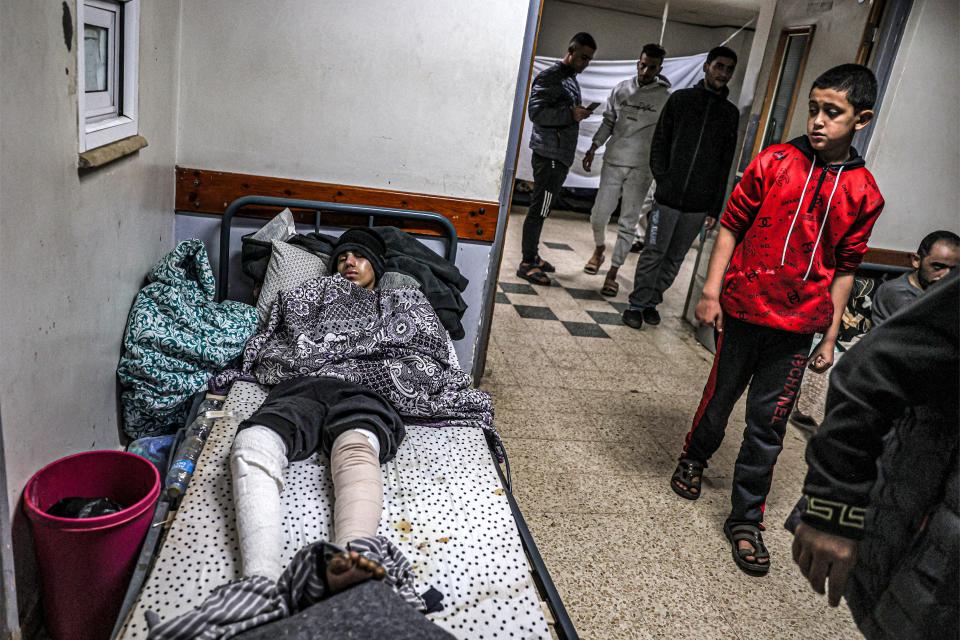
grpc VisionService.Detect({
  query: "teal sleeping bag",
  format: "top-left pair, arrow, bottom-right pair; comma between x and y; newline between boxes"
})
118,239 -> 258,439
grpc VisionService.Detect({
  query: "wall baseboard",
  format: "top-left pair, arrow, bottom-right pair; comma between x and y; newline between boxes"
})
863,247 -> 912,268
175,167 -> 499,242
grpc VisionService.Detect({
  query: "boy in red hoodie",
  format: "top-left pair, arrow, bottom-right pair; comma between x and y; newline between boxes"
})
670,64 -> 884,575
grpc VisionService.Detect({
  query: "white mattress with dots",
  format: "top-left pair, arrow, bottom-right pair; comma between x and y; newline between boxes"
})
118,381 -> 551,640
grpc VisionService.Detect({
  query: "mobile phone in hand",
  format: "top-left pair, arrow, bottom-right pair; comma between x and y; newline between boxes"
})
586,101 -> 601,111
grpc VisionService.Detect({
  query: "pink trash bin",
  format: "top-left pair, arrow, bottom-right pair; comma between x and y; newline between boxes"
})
24,450 -> 160,640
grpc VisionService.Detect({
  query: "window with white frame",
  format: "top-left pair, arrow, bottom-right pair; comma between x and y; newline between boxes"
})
77,0 -> 140,152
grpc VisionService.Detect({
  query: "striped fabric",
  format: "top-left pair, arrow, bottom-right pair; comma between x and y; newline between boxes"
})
348,536 -> 426,611
540,191 -> 553,218
146,537 -> 427,639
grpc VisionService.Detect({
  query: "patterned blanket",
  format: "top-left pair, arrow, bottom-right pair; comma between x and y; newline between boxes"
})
213,275 -> 499,455
119,240 -> 259,438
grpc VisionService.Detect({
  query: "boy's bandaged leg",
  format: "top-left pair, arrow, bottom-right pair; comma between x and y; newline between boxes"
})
330,428 -> 383,547
230,425 -> 289,581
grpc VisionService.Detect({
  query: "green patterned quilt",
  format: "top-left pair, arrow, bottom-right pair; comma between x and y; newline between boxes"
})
118,239 -> 258,438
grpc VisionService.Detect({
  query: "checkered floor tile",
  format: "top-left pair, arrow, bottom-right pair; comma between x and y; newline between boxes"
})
544,241 -> 575,251
562,321 -> 609,338
565,287 -> 607,302
514,305 -> 559,321
586,310 -> 624,326
495,276 -> 631,338
499,282 -> 538,295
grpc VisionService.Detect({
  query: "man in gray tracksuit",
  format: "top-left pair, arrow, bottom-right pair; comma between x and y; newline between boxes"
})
582,44 -> 669,297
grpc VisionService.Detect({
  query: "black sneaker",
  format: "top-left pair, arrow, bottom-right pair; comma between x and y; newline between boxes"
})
642,308 -> 661,325
622,308 -> 644,329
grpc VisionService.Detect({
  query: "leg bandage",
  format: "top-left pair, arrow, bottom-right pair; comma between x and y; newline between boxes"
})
330,429 -> 383,547
231,425 -> 289,581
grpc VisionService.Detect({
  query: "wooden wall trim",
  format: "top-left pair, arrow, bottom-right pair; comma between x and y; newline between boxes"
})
863,247 -> 913,268
176,167 -> 499,242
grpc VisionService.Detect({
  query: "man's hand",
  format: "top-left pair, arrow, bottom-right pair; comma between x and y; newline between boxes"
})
704,216 -> 717,230
695,293 -> 724,332
792,523 -> 858,607
582,149 -> 596,172
572,106 -> 592,122
808,338 -> 836,373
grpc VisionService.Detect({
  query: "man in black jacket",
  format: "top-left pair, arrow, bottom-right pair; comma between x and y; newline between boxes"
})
792,271 -> 958,639
518,32 -> 597,286
623,46 -> 739,328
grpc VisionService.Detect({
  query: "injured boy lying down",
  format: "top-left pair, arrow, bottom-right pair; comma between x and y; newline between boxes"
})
148,228 -> 496,639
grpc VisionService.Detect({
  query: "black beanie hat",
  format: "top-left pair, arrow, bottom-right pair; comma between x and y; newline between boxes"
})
329,227 -> 387,280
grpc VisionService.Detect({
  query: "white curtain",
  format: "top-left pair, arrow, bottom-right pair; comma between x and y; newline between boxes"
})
516,52 -> 708,188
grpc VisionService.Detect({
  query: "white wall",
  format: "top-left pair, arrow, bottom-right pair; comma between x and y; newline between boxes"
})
865,0 -> 959,250
0,0 -> 181,628
747,0 -> 872,145
176,0 -> 530,204
537,0 -> 755,102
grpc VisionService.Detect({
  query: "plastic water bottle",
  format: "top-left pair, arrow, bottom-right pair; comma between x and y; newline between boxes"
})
164,397 -> 230,500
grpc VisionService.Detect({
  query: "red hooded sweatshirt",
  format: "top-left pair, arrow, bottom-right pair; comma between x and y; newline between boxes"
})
719,136 -> 884,334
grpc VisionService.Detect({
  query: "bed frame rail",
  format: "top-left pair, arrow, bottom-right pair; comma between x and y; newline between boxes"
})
217,196 -> 459,302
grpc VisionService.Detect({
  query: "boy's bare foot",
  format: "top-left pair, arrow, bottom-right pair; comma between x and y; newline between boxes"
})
326,550 -> 386,595
738,539 -> 770,564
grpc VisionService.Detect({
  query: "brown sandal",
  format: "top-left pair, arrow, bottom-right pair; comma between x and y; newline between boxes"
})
516,263 -> 551,286
601,276 -> 619,297
584,252 -> 605,275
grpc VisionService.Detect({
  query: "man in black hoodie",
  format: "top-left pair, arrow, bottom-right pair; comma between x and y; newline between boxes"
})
623,46 -> 740,328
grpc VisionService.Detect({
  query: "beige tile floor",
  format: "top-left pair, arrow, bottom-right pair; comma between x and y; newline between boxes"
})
481,207 -> 862,639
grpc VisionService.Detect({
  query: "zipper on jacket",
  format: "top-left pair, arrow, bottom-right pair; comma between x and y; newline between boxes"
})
806,166 -> 830,213
681,97 -> 712,199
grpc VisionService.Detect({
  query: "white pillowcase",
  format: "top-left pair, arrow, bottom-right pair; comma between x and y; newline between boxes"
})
256,240 -> 328,324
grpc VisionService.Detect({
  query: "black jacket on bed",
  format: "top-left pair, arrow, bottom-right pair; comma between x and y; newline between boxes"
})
373,226 -> 469,340
241,232 -> 337,285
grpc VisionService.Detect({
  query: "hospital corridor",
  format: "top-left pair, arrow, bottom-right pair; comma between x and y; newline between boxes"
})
1,0 -> 957,639
483,209 -> 862,638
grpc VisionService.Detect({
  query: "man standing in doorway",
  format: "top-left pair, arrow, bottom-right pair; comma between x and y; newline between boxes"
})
623,46 -> 740,328
582,43 -> 670,298
517,32 -> 597,286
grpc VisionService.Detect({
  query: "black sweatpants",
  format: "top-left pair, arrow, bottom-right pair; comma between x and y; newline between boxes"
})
521,152 -> 569,264
682,317 -> 814,524
239,377 -> 405,464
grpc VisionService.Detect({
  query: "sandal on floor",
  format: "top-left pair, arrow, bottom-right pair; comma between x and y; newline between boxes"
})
601,277 -> 619,297
724,521 -> 771,576
533,256 -> 556,273
516,263 -> 551,286
670,458 -> 703,500
583,253 -> 605,275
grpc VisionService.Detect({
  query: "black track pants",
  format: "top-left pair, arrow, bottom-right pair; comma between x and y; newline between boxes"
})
521,152 -> 569,264
682,317 -> 814,524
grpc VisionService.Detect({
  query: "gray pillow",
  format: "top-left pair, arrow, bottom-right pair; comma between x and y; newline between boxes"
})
256,240 -> 328,324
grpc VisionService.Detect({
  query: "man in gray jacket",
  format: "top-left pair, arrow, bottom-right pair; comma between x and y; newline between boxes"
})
518,32 -> 597,286
582,43 -> 670,297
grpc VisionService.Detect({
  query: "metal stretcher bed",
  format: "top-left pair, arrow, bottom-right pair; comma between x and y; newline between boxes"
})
115,197 -> 576,640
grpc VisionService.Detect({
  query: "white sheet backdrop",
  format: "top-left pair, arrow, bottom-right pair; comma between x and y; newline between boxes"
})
516,52 -> 708,188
